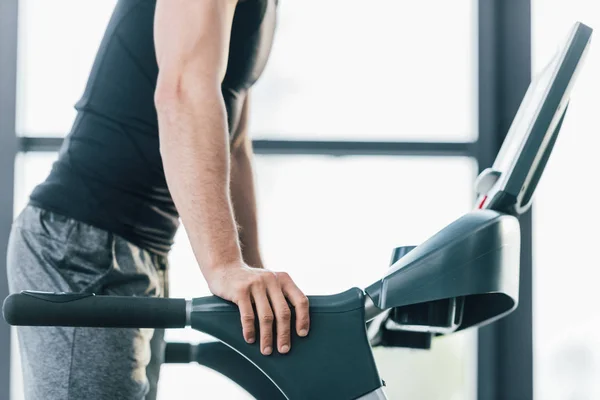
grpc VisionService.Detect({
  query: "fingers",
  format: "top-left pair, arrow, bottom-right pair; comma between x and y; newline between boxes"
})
267,282 -> 292,354
238,270 -> 308,357
236,293 -> 256,344
278,273 -> 310,337
252,286 -> 274,356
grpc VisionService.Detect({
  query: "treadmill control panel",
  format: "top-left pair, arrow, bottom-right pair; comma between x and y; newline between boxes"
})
475,22 -> 592,216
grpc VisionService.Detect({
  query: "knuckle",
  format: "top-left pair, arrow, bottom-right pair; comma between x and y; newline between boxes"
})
261,330 -> 272,339
278,307 -> 292,320
235,281 -> 251,293
241,313 -> 254,323
264,270 -> 277,278
278,323 -> 291,334
297,295 -> 310,308
300,313 -> 311,323
277,272 -> 290,281
252,276 -> 266,288
261,314 -> 275,323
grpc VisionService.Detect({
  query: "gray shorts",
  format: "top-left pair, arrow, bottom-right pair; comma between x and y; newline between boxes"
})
7,205 -> 169,400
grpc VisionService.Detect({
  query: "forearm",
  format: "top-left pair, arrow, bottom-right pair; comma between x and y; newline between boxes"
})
156,85 -> 242,275
151,0 -> 310,353
231,138 -> 263,268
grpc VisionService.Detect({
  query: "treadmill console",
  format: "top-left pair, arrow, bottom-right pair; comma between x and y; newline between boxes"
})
370,22 -> 593,350
476,22 -> 593,215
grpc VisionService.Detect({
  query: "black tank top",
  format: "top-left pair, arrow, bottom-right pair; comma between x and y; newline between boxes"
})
29,0 -> 277,256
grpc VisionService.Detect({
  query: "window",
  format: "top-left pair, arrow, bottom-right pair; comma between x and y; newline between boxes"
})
532,3 -> 600,399
13,152 -> 57,214
16,0 -> 477,142
250,0 -> 477,141
16,0 -> 117,136
13,154 -> 478,399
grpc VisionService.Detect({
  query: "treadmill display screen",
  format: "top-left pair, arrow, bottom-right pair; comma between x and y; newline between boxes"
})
492,52 -> 561,174
476,21 -> 593,215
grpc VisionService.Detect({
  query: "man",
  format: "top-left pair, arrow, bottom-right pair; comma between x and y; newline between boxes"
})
6,0 -> 310,399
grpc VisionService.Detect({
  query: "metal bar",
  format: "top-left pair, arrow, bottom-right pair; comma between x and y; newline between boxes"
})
0,0 -> 20,399
18,137 -> 64,153
477,1 -> 533,399
164,341 -> 286,400
252,140 -> 476,157
18,137 -> 477,157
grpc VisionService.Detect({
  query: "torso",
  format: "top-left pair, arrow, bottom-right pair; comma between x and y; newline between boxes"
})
29,0 -> 277,255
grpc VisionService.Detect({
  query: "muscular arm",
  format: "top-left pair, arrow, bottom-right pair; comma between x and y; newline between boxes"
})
230,95 -> 263,269
154,0 -> 309,355
154,0 -> 241,273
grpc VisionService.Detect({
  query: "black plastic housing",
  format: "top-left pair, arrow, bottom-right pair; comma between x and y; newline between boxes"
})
190,288 -> 383,400
366,210 -> 520,333
3,291 -> 187,328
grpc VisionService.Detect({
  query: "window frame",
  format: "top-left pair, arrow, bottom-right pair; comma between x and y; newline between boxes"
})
477,1 -> 534,399
0,1 -> 20,398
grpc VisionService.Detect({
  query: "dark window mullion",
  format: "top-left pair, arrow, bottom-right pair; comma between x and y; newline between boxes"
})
477,1 -> 533,399
18,137 -> 478,158
0,1 -> 19,399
